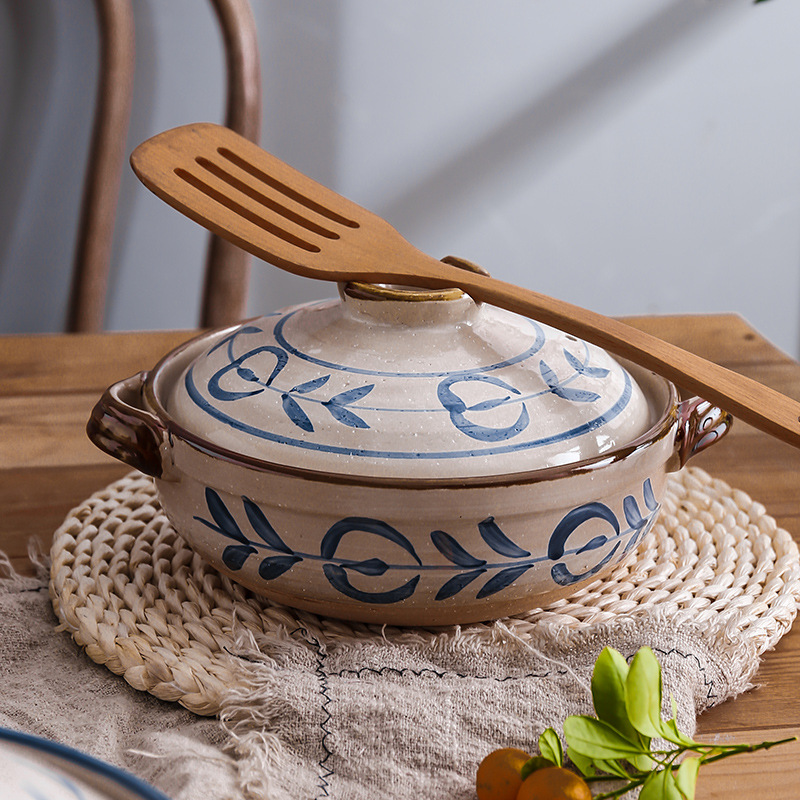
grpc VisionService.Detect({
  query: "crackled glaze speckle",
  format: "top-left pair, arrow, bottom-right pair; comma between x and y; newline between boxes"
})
168,287 -> 651,477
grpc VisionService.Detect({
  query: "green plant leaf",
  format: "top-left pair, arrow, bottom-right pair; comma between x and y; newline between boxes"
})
520,756 -> 555,781
591,647 -> 652,770
566,747 -> 597,777
637,769 -> 660,800
481,647 -> 795,800
538,727 -> 564,767
563,716 -> 649,760
639,766 -> 684,800
592,649 -> 635,734
662,716 -> 700,748
593,757 -> 633,779
675,756 -> 701,800
625,647 -> 667,739
629,751 -> 656,772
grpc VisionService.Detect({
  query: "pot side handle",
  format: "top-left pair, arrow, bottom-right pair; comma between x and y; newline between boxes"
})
87,372 -> 168,479
675,397 -> 733,469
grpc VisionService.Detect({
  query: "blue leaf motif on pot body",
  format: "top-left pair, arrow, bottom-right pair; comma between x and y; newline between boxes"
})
430,529 -> 487,568
195,492 -> 425,604
476,564 -> 533,599
193,487 -> 262,572
194,487 -> 304,579
192,479 -> 660,606
620,481 -> 660,555
242,496 -> 294,553
478,516 -> 531,558
547,478 -> 660,587
259,555 -> 301,580
320,517 -> 422,604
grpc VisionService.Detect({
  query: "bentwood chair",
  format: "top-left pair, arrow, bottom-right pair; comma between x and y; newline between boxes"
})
66,0 -> 261,332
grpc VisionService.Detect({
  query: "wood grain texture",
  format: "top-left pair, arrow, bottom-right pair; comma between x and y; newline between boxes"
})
1,315 -> 798,796
0,330 -> 194,396
130,119 -> 800,447
66,3 -> 261,332
695,728 -> 800,799
0,464 -> 130,573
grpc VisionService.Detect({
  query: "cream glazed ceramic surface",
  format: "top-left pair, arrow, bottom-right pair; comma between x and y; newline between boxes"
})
166,283 -> 653,478
154,421 -> 675,623
88,284 -> 732,625
0,728 -> 170,800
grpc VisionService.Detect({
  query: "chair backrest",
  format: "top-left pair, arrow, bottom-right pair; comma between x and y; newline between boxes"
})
66,0 -> 261,333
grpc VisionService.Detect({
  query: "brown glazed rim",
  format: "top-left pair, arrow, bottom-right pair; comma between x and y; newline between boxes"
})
145,318 -> 680,491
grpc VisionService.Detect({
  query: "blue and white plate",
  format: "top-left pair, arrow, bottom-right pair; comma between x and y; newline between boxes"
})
0,727 -> 170,800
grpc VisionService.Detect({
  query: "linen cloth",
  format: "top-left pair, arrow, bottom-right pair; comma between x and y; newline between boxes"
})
1,551 -> 759,800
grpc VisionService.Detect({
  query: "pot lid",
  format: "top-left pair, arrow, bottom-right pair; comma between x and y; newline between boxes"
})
165,283 -> 653,478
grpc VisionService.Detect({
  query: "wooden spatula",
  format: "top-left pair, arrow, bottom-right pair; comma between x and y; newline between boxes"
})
131,122 -> 800,449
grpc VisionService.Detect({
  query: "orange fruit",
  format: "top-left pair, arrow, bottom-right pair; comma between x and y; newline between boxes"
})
516,766 -> 592,800
475,747 -> 531,800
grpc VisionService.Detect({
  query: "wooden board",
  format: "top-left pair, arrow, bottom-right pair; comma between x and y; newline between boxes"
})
2,315 -> 799,795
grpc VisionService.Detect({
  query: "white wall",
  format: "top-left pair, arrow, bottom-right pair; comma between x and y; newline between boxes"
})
2,0 -> 800,356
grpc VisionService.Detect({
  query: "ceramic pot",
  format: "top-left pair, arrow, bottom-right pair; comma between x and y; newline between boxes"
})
88,283 -> 731,625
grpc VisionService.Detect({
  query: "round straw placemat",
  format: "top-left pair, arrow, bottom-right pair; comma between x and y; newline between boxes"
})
49,467 -> 800,716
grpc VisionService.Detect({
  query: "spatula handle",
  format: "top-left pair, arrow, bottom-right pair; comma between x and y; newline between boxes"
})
448,267 -> 800,449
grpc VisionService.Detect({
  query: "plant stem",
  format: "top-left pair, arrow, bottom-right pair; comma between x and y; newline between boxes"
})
592,778 -> 647,800
577,737 -> 796,799
700,736 -> 797,766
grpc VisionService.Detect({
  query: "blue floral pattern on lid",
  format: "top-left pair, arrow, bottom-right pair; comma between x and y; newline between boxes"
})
170,294 -> 651,478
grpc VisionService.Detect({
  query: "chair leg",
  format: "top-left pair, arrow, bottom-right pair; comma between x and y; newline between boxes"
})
201,0 -> 262,328
67,0 -> 135,333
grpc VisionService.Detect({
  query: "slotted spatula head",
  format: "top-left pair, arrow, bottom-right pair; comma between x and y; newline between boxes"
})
131,122 -> 451,288
130,122 -> 800,450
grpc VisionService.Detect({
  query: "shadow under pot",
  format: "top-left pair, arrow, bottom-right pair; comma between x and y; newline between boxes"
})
88,282 -> 731,625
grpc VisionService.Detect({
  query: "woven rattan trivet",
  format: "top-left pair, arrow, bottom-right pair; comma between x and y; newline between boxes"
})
49,467 -> 800,717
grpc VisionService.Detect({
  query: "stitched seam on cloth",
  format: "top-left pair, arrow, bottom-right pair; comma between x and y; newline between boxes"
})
331,666 -> 558,681
309,635 -> 334,800
653,645 -> 717,706
328,651 -> 715,700
327,643 -> 716,703
301,641 -> 717,800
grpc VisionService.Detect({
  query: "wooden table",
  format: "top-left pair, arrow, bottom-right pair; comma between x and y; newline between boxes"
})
2,315 -> 799,797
